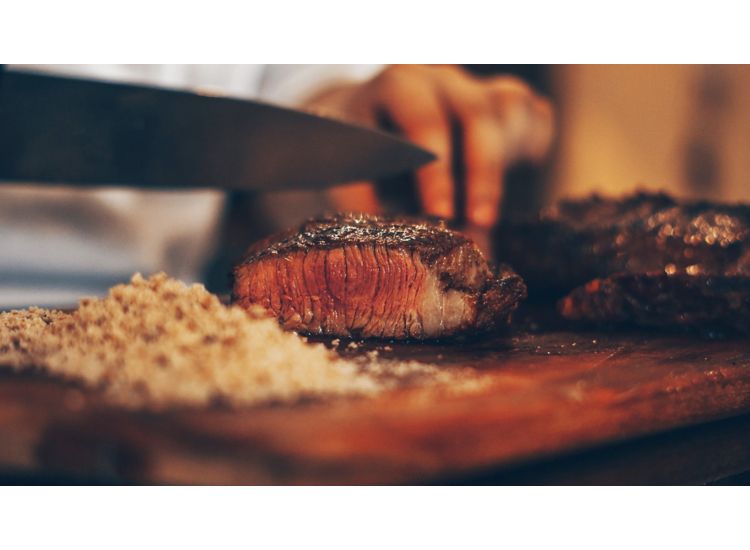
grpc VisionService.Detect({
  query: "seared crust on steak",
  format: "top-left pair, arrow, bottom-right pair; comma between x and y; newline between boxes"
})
497,192 -> 750,296
498,192 -> 750,332
496,192 -> 750,332
233,214 -> 526,339
244,213 -> 484,270
559,273 -> 750,334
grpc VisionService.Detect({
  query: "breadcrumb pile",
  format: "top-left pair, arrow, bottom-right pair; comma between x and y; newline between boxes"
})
0,273 -> 483,408
0,307 -> 69,368
0,273 -> 384,407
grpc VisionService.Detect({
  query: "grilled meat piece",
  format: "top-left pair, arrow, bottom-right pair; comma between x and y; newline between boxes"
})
233,213 -> 526,339
560,273 -> 750,334
498,191 -> 750,332
496,192 -> 750,296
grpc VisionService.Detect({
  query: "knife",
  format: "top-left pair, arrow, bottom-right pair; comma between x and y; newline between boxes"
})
0,68 -> 435,191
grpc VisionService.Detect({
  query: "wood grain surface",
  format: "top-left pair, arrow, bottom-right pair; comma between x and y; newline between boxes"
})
2,326 -> 750,484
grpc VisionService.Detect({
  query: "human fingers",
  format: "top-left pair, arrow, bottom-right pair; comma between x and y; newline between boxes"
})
374,67 -> 455,219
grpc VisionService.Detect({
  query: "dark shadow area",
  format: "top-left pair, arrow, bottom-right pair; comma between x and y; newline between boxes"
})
429,412 -> 750,485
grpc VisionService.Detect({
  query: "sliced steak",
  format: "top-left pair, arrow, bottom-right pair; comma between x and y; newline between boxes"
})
559,273 -> 750,334
233,213 -> 526,339
496,192 -> 750,296
496,191 -> 750,332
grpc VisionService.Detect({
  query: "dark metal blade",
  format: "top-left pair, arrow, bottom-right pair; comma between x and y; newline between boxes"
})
0,70 -> 435,191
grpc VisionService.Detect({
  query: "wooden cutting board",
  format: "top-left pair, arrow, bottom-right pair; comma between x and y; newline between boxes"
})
2,325 -> 750,484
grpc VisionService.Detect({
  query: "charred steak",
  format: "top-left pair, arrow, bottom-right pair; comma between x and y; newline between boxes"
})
233,213 -> 526,339
496,192 -> 750,296
559,273 -> 750,334
496,192 -> 750,331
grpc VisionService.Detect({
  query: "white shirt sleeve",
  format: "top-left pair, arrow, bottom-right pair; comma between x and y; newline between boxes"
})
255,64 -> 384,106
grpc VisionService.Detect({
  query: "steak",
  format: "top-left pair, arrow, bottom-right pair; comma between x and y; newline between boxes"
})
559,273 -> 750,334
496,192 -> 750,332
233,213 -> 526,339
496,192 -> 750,296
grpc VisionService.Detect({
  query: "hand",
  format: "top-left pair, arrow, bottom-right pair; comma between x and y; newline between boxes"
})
305,65 -> 555,227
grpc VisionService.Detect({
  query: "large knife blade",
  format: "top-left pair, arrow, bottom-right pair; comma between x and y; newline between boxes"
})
0,69 -> 435,191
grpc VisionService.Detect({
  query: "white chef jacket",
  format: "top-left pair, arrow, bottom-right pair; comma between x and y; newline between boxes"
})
0,64 -> 383,308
